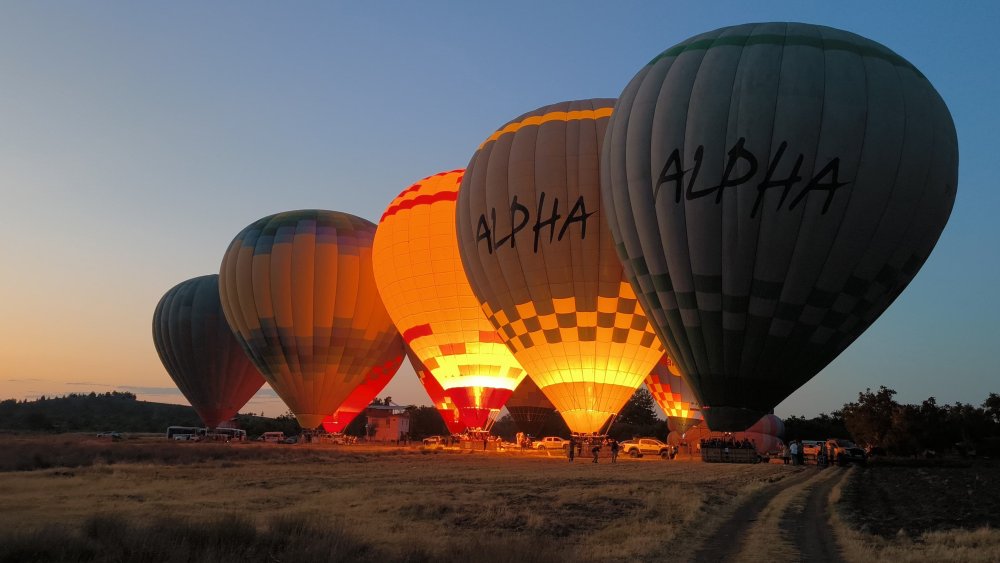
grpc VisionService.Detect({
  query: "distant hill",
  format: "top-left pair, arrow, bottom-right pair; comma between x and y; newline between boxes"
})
0,392 -> 302,436
0,392 -> 202,432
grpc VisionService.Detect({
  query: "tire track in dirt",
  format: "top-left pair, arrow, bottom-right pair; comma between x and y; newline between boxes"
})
782,468 -> 850,563
692,467 -> 815,562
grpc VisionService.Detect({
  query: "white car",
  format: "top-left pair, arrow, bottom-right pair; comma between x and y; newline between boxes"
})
533,436 -> 569,450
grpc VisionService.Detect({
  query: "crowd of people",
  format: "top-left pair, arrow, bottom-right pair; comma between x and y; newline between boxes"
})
699,436 -> 758,450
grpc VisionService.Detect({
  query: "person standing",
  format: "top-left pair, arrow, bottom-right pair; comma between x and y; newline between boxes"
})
567,436 -> 575,462
591,442 -> 601,463
789,440 -> 800,465
609,438 -> 619,463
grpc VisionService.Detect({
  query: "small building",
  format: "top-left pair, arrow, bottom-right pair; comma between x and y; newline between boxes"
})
364,403 -> 410,442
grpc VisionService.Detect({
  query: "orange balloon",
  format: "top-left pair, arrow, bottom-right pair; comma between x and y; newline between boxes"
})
373,171 -> 526,430
646,354 -> 703,433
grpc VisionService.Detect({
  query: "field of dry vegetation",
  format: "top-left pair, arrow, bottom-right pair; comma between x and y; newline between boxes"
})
2,434 -> 999,562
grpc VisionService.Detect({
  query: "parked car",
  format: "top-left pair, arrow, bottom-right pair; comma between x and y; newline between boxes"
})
620,438 -> 673,459
826,438 -> 867,466
533,436 -> 569,450
172,433 -> 195,441
422,435 -> 445,445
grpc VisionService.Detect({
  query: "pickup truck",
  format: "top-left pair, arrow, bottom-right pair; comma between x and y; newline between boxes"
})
620,438 -> 673,459
826,438 -> 868,466
532,436 -> 569,450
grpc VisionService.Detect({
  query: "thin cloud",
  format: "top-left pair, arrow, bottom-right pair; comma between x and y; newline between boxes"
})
116,386 -> 184,396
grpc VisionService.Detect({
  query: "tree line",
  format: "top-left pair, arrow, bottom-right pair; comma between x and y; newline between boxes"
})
786,386 -> 1000,456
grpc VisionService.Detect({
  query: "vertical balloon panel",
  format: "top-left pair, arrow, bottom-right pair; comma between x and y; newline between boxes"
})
603,23 -> 958,430
457,99 -> 664,434
153,274 -> 265,429
220,210 -> 402,429
321,342 -> 404,434
373,172 -> 527,430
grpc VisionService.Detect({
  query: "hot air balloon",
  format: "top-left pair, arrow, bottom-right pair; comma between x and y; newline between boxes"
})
646,355 -> 703,434
373,171 -> 526,430
321,342 -> 405,434
602,23 -> 958,430
219,210 -> 401,429
152,274 -> 264,429
456,99 -> 665,434
505,376 -> 556,437
407,346 -> 466,435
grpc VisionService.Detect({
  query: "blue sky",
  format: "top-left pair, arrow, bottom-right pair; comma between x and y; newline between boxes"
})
1,1 -> 997,419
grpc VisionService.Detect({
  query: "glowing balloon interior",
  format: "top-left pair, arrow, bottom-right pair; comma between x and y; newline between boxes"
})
407,347 -> 467,435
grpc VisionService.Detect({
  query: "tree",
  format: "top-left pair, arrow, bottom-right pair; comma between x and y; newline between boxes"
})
609,388 -> 665,441
617,388 -> 658,426
406,406 -> 447,439
840,386 -> 898,448
784,412 -> 848,441
984,393 -> 1000,424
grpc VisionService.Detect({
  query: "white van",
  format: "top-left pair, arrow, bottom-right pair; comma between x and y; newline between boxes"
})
261,431 -> 285,443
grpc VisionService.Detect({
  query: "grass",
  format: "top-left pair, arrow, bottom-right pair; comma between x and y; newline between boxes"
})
830,466 -> 1000,563
7,436 -> 998,562
0,435 -> 791,562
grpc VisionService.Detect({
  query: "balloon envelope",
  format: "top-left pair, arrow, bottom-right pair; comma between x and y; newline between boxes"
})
602,23 -> 958,430
321,343 -> 404,433
373,171 -> 527,430
457,99 -> 665,434
646,354 -> 703,434
152,274 -> 264,429
407,347 -> 466,435
505,376 -> 556,437
219,210 -> 401,429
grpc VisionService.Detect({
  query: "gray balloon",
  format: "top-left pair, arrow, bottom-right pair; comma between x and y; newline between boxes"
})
601,22 -> 958,430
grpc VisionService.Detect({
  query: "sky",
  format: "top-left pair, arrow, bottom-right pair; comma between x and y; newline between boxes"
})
1,1 -> 998,420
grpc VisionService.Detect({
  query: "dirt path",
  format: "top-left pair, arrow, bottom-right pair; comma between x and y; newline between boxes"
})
782,467 -> 849,562
692,466 -> 850,562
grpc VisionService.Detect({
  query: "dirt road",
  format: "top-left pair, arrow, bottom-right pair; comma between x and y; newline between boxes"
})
693,465 -> 850,562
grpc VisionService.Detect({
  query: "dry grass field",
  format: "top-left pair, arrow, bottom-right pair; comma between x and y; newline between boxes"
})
3,435 -> 999,562
0,434 -> 788,562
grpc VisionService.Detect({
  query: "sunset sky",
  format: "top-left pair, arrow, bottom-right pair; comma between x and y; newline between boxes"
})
2,1 -> 997,419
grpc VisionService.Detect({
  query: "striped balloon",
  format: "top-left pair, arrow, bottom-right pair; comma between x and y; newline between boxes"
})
603,23 -> 958,430
220,210 -> 402,429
